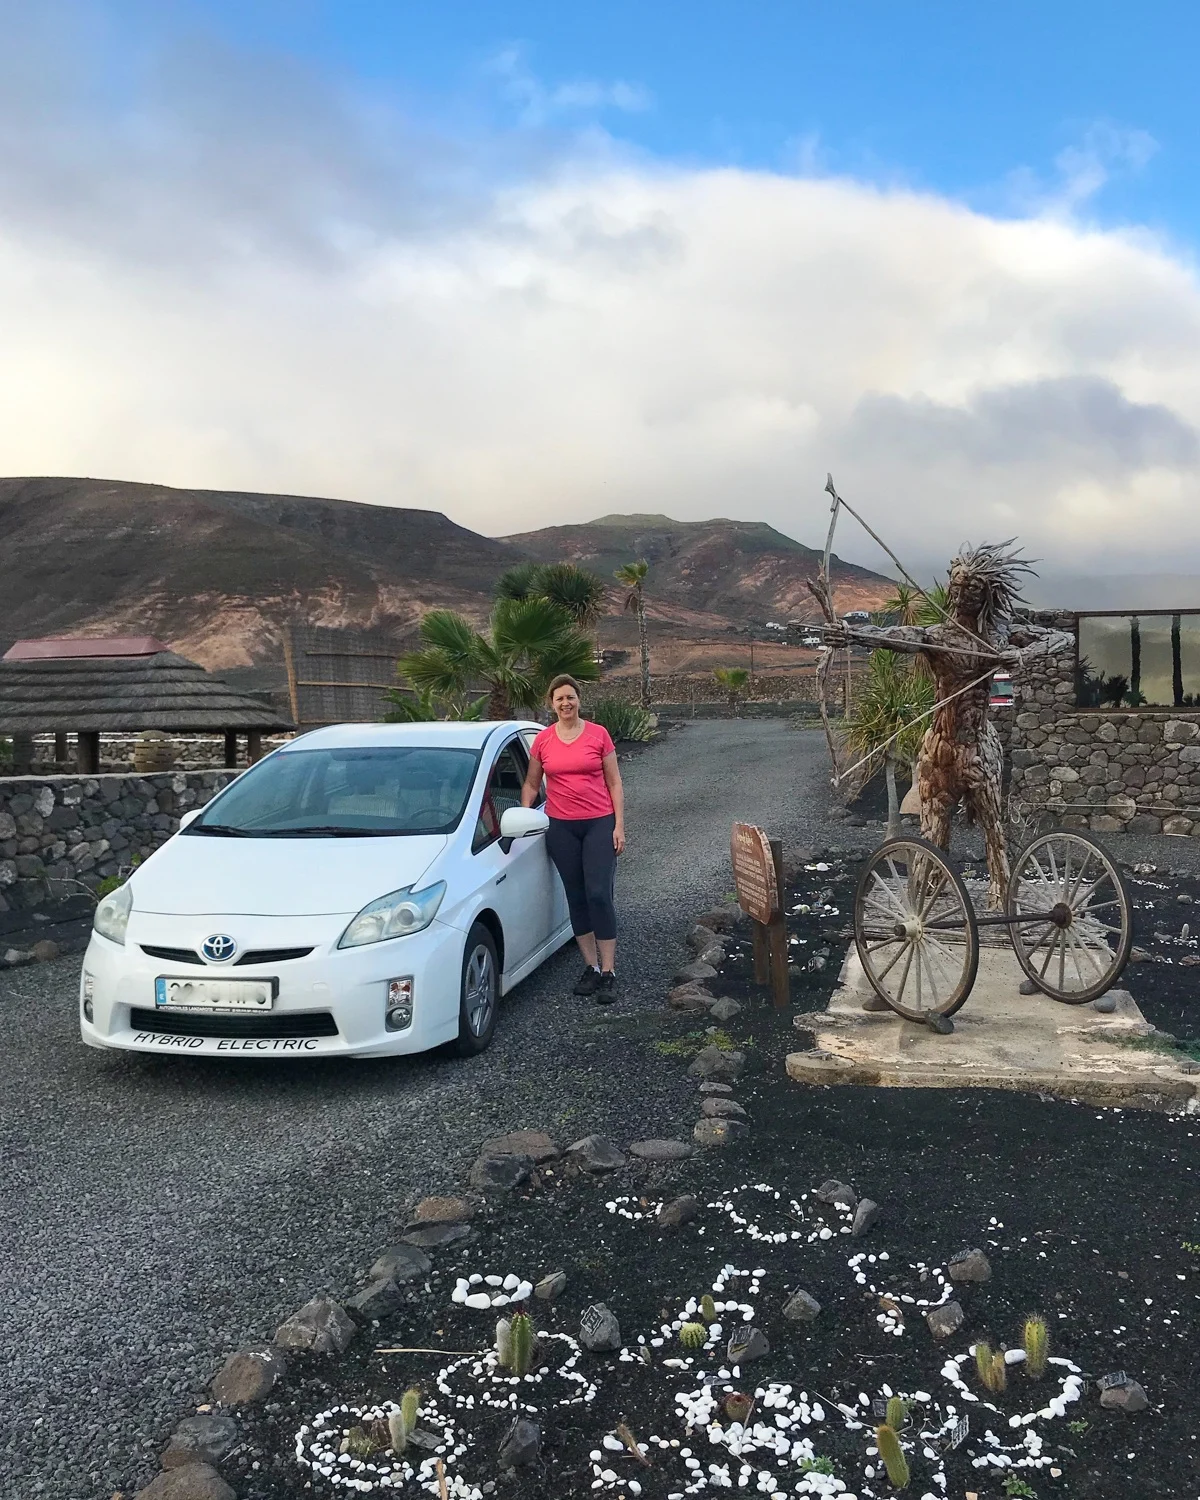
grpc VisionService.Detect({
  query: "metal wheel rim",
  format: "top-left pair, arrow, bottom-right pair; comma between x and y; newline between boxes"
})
464,944 -> 496,1036
1006,831 -> 1132,1003
854,838 -> 979,1021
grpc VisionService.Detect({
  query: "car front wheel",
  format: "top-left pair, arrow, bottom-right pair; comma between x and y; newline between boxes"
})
456,922 -> 499,1056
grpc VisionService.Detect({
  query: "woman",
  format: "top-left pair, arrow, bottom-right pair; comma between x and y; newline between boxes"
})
522,674 -> 626,1002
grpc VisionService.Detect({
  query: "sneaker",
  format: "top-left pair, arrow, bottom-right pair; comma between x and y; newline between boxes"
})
594,971 -> 617,1005
573,965 -> 601,997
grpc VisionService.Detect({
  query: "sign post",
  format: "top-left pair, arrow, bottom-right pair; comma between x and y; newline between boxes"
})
730,823 -> 790,1009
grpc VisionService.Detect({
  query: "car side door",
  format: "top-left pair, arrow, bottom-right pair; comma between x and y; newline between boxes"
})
522,726 -> 570,931
471,737 -> 558,977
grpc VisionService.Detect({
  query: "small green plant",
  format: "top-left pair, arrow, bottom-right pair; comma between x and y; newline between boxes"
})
508,1311 -> 534,1377
387,1387 -> 421,1453
345,1424 -> 382,1459
1066,1418 -> 1090,1436
885,1396 -> 907,1431
700,1294 -> 717,1323
1182,1240 -> 1200,1255
975,1342 -> 1007,1393
1002,1478 -> 1037,1499
680,1321 -> 708,1349
874,1423 -> 909,1488
798,1455 -> 835,1475
495,1317 -> 512,1368
1023,1315 -> 1049,1380
587,698 -> 656,744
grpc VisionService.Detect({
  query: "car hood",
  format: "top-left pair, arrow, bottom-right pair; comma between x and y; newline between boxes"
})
130,833 -> 448,917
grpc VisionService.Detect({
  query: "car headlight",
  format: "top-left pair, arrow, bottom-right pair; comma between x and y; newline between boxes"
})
93,882 -> 133,946
338,881 -> 447,949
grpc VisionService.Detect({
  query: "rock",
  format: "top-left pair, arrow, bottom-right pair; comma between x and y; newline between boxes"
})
925,1301 -> 965,1340
1130,947 -> 1151,964
29,938 -> 60,962
696,908 -> 739,934
566,1134 -> 626,1172
693,1117 -> 747,1147
406,1195 -> 477,1226
210,1348 -> 287,1405
1093,993 -> 1117,1013
947,1248 -> 992,1283
346,1276 -> 407,1319
812,1179 -> 857,1209
628,1138 -> 694,1161
273,1296 -> 356,1354
700,1096 -> 747,1119
782,1288 -> 822,1322
3,947 -> 32,966
708,996 -> 743,1022
727,1326 -> 770,1364
657,1194 -> 699,1227
480,1130 -> 560,1163
497,1417 -> 541,1469
402,1221 -> 474,1249
534,1270 -> 567,1302
369,1244 -> 432,1283
1099,1377 -> 1149,1413
852,1199 -> 881,1236
161,1415 -> 239,1469
579,1302 -> 622,1352
699,1081 -> 733,1095
926,1013 -> 954,1034
687,923 -> 721,954
861,993 -> 892,1012
1019,978 -> 1040,994
134,1465 -> 236,1500
668,982 -> 716,1013
687,1045 -> 745,1081
467,1153 -> 533,1192
675,960 -> 718,985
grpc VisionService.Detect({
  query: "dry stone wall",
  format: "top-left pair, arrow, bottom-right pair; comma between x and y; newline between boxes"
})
0,770 -> 236,912
1009,612 -> 1200,837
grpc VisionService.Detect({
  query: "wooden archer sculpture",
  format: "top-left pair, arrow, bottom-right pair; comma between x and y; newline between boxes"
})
810,479 -> 1070,908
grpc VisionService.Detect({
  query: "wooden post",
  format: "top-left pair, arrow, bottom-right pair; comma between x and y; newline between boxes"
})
54,732 -> 69,764
224,730 -> 239,768
767,837 -> 790,1009
11,733 -> 33,775
246,729 -> 263,764
76,731 -> 100,775
751,920 -> 770,986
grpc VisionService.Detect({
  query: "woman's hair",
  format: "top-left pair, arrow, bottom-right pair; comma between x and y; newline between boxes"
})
546,673 -> 582,702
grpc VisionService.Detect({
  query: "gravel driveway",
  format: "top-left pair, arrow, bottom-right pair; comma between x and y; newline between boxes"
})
0,720 -> 839,1500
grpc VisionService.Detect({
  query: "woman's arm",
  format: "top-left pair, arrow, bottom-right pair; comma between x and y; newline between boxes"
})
520,753 -> 544,809
602,752 -> 626,853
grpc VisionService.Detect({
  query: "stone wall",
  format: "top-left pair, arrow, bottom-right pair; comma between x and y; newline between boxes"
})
0,770 -> 236,912
1009,613 -> 1200,836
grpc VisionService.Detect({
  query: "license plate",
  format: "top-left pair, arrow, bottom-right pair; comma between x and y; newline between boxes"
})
155,976 -> 276,1011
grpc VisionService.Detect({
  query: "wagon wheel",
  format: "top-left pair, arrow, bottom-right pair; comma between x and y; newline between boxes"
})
1006,831 -> 1133,1004
854,837 -> 980,1021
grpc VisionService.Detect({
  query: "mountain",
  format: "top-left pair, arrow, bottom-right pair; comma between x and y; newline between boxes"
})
500,513 -> 892,621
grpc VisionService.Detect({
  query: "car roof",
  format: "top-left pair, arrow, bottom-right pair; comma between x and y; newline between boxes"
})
280,721 -> 540,754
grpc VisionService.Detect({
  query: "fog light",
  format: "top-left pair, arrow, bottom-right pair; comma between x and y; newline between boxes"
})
82,972 -> 95,1022
386,976 -> 413,1031
83,997 -> 94,1022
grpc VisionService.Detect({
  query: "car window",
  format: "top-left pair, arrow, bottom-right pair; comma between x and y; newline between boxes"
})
473,740 -> 530,853
521,728 -> 546,806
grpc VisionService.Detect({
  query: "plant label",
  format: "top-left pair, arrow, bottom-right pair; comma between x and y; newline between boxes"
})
1097,1371 -> 1130,1391
946,1415 -> 970,1450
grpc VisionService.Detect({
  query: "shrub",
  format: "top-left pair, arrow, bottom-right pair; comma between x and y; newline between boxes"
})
587,699 -> 656,743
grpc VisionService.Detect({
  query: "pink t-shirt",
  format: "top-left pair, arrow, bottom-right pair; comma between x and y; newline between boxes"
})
531,720 -> 616,820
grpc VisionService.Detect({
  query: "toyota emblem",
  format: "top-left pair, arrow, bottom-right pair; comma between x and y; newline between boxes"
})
201,933 -> 238,963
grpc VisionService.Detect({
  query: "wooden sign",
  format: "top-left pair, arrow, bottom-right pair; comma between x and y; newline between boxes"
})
731,822 -> 779,924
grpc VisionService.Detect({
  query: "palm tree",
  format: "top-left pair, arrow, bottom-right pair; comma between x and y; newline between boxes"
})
1129,615 -> 1144,705
1173,613 -> 1184,707
494,562 -> 546,604
881,582 -> 922,626
844,649 -> 935,837
401,598 -> 598,720
535,562 -> 606,628
713,666 -> 750,718
615,559 -> 651,708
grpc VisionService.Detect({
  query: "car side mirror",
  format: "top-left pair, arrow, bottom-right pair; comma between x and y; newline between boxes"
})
499,806 -> 549,853
177,808 -> 203,832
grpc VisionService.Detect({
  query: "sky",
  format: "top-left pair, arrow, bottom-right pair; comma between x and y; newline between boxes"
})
3,1 -> 1200,584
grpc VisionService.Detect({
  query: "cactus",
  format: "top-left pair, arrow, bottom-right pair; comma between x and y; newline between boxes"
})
388,1386 -> 421,1454
885,1396 -> 907,1431
495,1317 -> 513,1369
1023,1315 -> 1049,1380
874,1424 -> 909,1489
680,1321 -> 708,1349
509,1311 -> 535,1377
974,1341 -> 993,1388
700,1294 -> 717,1323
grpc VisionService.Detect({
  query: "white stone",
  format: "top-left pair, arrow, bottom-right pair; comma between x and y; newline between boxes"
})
464,1293 -> 492,1310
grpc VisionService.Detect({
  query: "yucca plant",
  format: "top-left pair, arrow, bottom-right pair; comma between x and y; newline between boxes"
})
843,649 -> 934,837
586,698 -> 655,744
384,681 -> 486,723
874,1424 -> 910,1488
713,666 -> 750,718
1023,1315 -> 1049,1379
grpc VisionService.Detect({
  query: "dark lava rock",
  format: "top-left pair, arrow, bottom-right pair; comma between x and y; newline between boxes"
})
693,1117 -> 748,1147
468,1152 -> 533,1192
1092,993 -> 1117,1013
852,1199 -> 882,1237
210,1348 -> 287,1405
727,1326 -> 771,1364
579,1302 -> 622,1351
628,1138 -> 695,1161
369,1244 -> 432,1283
346,1275 -> 407,1319
687,1045 -> 745,1081
406,1194 -> 477,1226
273,1296 -> 356,1355
925,1301 -> 965,1340
675,960 -> 718,985
1099,1376 -> 1149,1413
1019,978 -> 1040,995
657,1194 -> 699,1228
696,907 -> 740,934
134,1465 -> 236,1500
497,1417 -> 542,1469
782,1288 -> 822,1323
535,1270 -> 567,1302
668,982 -> 715,1013
480,1130 -> 560,1163
687,923 -> 721,954
708,996 -> 743,1022
926,1013 -> 954,1034
161,1414 -> 238,1470
402,1221 -> 474,1249
566,1134 -> 626,1172
948,1248 -> 992,1283
700,1096 -> 748,1120
812,1179 -> 857,1209
699,1081 -> 733,1095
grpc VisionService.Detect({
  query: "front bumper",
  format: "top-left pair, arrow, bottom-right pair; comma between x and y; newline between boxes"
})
79,912 -> 464,1058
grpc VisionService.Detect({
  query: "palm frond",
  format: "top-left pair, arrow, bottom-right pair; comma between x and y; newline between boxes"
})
494,562 -> 546,603
536,562 -> 607,627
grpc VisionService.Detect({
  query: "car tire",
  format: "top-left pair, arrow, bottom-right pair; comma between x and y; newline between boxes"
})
456,922 -> 499,1056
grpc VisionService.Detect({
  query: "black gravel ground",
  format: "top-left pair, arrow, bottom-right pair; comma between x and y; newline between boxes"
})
3,722 -> 1199,1500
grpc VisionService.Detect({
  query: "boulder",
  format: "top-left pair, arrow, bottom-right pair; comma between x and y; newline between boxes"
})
405,1195 -> 477,1227
346,1276 -> 407,1319
782,1288 -> 821,1323
273,1296 -> 356,1355
535,1270 -> 568,1302
368,1244 -> 432,1283
700,1096 -> 747,1120
812,1179 -> 857,1209
134,1465 -> 236,1500
628,1138 -> 695,1161
696,907 -> 740,934
29,938 -> 60,962
579,1302 -> 622,1352
687,1046 -> 745,1081
479,1130 -> 560,1163
693,1117 -> 747,1148
707,996 -> 743,1022
566,1135 -> 626,1172
657,1194 -> 699,1228
675,961 -> 718,985
851,1199 -> 882,1237
947,1248 -> 991,1283
497,1417 -> 542,1469
668,982 -> 715,1013
210,1348 -> 286,1405
925,1300 -> 965,1340
686,923 -> 721,954
1099,1377 -> 1149,1413
727,1326 -> 770,1364
161,1415 -> 239,1470
402,1221 -> 473,1249
467,1153 -> 532,1192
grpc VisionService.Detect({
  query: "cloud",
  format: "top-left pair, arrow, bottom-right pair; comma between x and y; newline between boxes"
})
1,9 -> 1200,588
1005,121 -> 1160,218
486,45 -> 652,128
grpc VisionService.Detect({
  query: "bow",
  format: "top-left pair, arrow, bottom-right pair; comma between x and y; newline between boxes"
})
805,475 -> 845,784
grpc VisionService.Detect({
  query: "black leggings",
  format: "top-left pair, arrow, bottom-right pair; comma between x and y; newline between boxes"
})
545,814 -> 617,942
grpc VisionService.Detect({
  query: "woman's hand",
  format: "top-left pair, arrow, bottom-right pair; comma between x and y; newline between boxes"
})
613,824 -> 626,855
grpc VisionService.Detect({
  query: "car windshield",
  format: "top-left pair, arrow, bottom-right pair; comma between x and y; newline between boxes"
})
186,746 -> 481,837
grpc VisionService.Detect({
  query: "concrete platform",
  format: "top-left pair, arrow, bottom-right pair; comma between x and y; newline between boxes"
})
786,946 -> 1200,1109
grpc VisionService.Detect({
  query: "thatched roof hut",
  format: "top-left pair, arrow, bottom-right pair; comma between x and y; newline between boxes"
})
0,636 -> 292,773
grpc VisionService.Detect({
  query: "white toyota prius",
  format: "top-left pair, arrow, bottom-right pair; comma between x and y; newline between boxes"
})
80,721 -> 571,1059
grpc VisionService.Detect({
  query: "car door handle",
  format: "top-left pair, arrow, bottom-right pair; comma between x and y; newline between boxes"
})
495,873 -> 507,885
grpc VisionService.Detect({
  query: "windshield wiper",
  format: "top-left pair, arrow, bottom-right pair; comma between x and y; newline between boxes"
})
187,823 -> 253,837
256,825 -> 390,838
